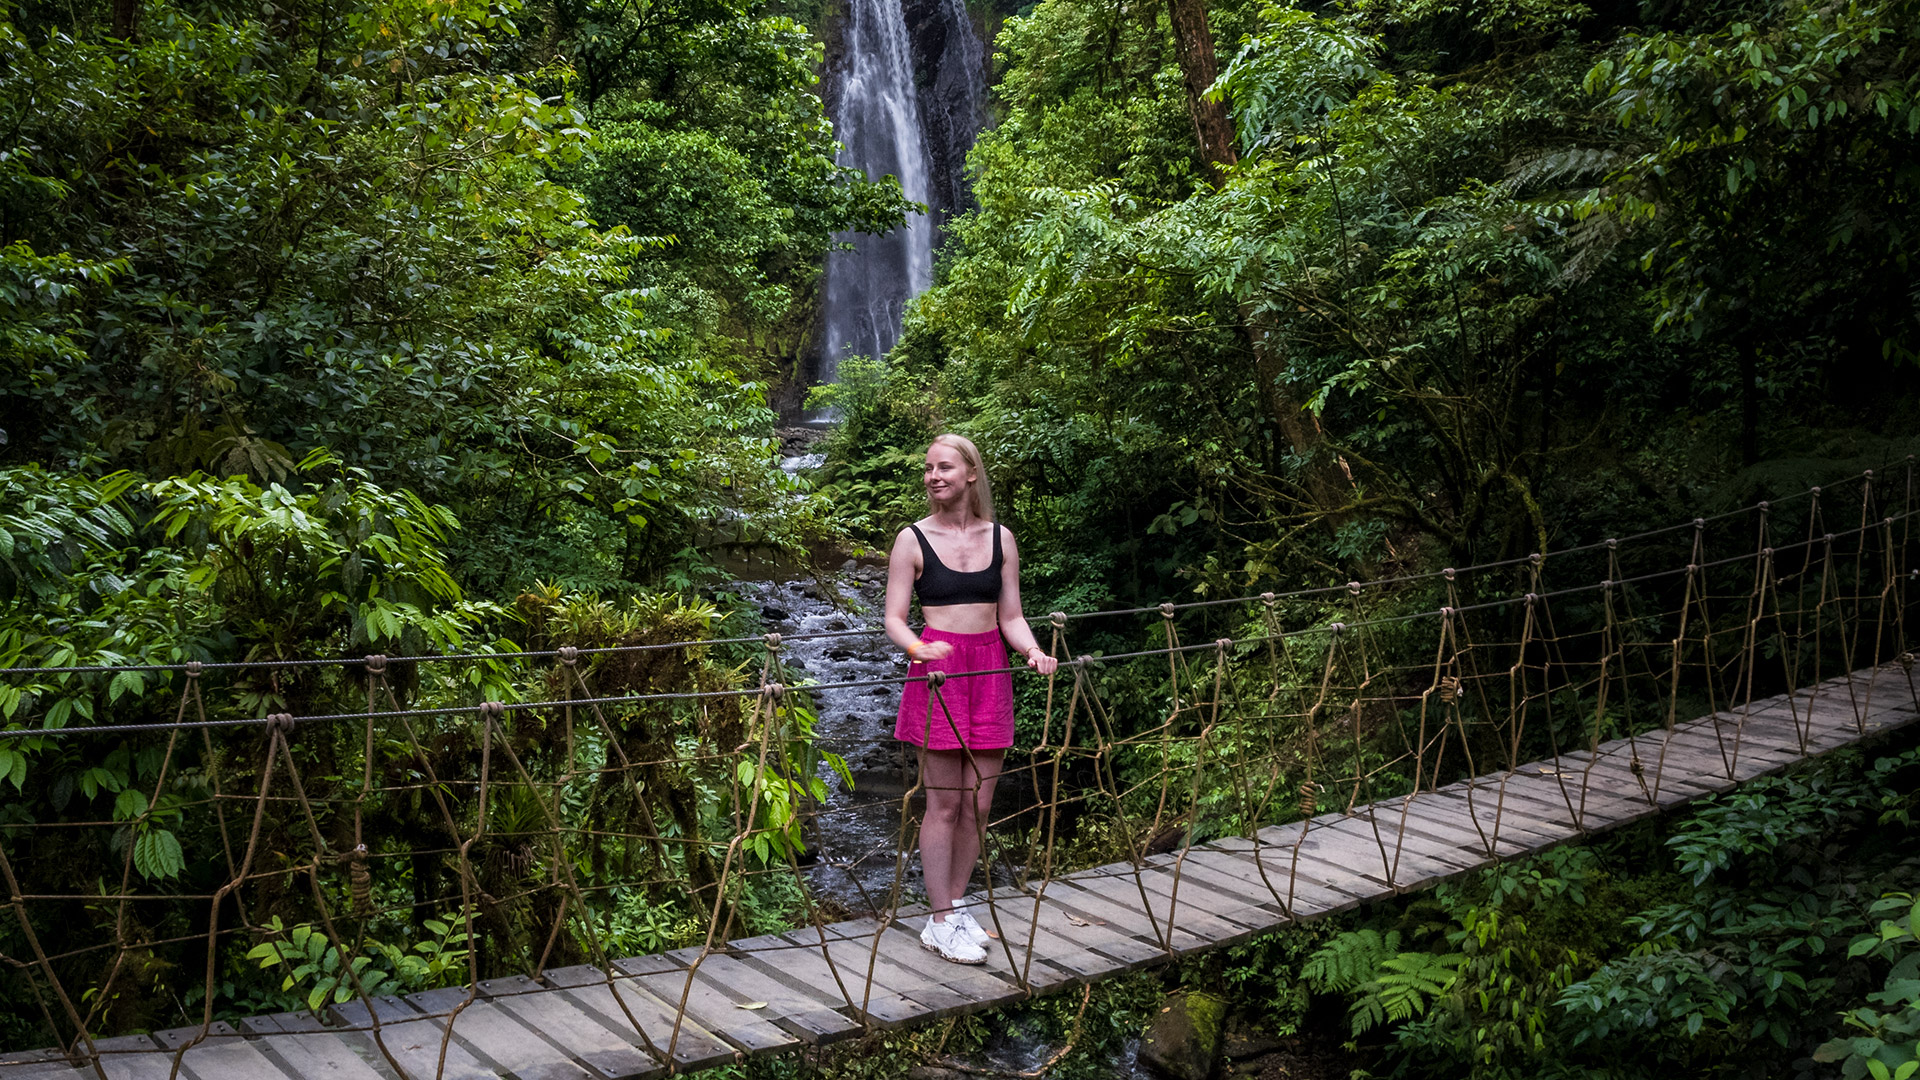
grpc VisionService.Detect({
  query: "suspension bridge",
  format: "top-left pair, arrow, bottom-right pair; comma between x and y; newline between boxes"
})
0,467 -> 1915,1080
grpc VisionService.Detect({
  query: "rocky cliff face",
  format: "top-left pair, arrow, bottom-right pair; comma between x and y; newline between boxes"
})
899,0 -> 987,224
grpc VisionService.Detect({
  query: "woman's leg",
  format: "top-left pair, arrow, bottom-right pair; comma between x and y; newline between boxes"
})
918,748 -> 967,920
946,750 -> 1005,906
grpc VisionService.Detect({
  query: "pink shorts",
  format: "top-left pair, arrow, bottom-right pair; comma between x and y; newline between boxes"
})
895,627 -> 1016,751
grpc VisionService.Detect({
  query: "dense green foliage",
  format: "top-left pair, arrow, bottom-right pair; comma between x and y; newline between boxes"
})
821,0 -> 1920,609
0,0 -> 905,1044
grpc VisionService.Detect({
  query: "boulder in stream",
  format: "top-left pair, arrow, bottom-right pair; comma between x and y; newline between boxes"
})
1140,990 -> 1227,1080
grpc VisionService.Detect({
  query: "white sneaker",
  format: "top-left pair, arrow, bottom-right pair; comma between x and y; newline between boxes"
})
952,909 -> 992,947
921,918 -> 987,964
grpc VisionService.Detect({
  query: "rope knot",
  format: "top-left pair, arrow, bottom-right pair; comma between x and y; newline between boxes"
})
1214,637 -> 1233,651
1758,501 -> 1770,513
1260,591 -> 1275,606
1600,579 -> 1612,589
1329,622 -> 1346,636
1439,676 -> 1461,703
1158,602 -> 1175,618
1901,652 -> 1914,672
1605,538 -> 1617,550
558,646 -> 578,666
1050,611 -> 1067,628
1864,469 -> 1874,480
348,844 -> 372,918
1694,518 -> 1705,529
925,671 -> 946,690
1824,533 -> 1836,544
479,701 -> 506,720
1525,593 -> 1538,604
267,713 -> 295,733
1442,567 -> 1456,581
184,660 -> 203,677
1073,655 -> 1094,669
1347,581 -> 1361,596
763,682 -> 786,699
1810,485 -> 1822,496
763,632 -> 782,651
364,653 -> 388,675
1440,605 -> 1454,616
1761,548 -> 1773,559
1298,780 -> 1320,817
1686,564 -> 1699,574
1529,553 -> 1542,565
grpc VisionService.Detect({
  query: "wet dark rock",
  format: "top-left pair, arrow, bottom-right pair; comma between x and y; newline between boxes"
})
827,648 -> 858,661
1223,1025 -> 1286,1061
1141,991 -> 1226,1080
761,606 -> 791,622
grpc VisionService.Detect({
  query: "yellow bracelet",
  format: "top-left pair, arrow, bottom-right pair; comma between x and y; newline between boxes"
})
907,641 -> 926,662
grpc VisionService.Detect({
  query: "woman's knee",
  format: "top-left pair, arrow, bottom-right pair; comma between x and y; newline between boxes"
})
924,791 -> 965,829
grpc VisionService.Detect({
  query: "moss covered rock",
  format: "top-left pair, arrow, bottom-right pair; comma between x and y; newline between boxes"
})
1140,990 -> 1227,1080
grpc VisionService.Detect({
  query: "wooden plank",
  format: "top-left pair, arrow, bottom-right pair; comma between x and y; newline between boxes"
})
540,966 -> 735,1072
1163,847 -> 1354,917
241,1011 -> 401,1080
1361,802 -> 1521,861
1455,776 -> 1593,826
0,1051 -> 88,1080
775,926 -> 979,1018
1088,865 -> 1280,936
486,986 -> 666,1079
1663,724 -> 1799,775
151,1022 -> 298,1080
83,1035 -> 179,1080
728,933 -> 924,1028
1198,834 -> 1382,907
1143,851 -> 1295,914
984,888 -> 1175,969
1041,875 -> 1219,951
329,997 -> 498,1080
406,986 -> 594,1080
1421,781 -> 1568,836
662,952 -> 862,1044
835,918 -> 1034,998
1420,787 -> 1583,848
1064,868 -> 1254,942
1312,816 -> 1481,883
617,954 -> 802,1056
1221,834 -> 1388,906
959,894 -> 1149,978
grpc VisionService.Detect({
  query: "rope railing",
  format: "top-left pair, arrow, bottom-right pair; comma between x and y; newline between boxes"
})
3,465 -> 1899,679
0,464 -> 1913,1079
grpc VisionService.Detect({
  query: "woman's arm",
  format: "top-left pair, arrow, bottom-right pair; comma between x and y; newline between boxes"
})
884,528 -> 952,662
996,527 -> 1060,675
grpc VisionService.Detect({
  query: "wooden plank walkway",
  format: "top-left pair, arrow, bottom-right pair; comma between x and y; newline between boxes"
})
6,665 -> 1914,1080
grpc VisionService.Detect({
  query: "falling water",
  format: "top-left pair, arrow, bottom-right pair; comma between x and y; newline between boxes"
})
818,0 -> 937,384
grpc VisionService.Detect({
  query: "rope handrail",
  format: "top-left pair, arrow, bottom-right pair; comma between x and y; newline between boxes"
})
2,466 -> 1898,678
3,506 -> 1911,740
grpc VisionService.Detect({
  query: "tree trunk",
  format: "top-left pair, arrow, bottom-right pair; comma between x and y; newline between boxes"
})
1166,0 -> 1238,184
112,0 -> 138,38
1166,0 -> 1351,515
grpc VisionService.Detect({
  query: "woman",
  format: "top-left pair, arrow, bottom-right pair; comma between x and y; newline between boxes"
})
885,434 -> 1059,964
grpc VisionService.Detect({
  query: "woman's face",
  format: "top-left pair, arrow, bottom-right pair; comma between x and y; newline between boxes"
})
924,444 -> 975,507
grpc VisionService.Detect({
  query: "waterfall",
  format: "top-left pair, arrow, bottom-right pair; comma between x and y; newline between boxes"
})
818,0 -> 937,386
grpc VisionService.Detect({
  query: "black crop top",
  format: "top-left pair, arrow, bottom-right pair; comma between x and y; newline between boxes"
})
910,523 -> 1004,607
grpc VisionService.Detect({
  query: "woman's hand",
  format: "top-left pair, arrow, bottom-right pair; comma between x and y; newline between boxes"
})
1024,646 -> 1058,676
908,639 -> 954,664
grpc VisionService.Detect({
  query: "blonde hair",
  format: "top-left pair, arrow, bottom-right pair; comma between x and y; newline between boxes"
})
929,433 -> 995,522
